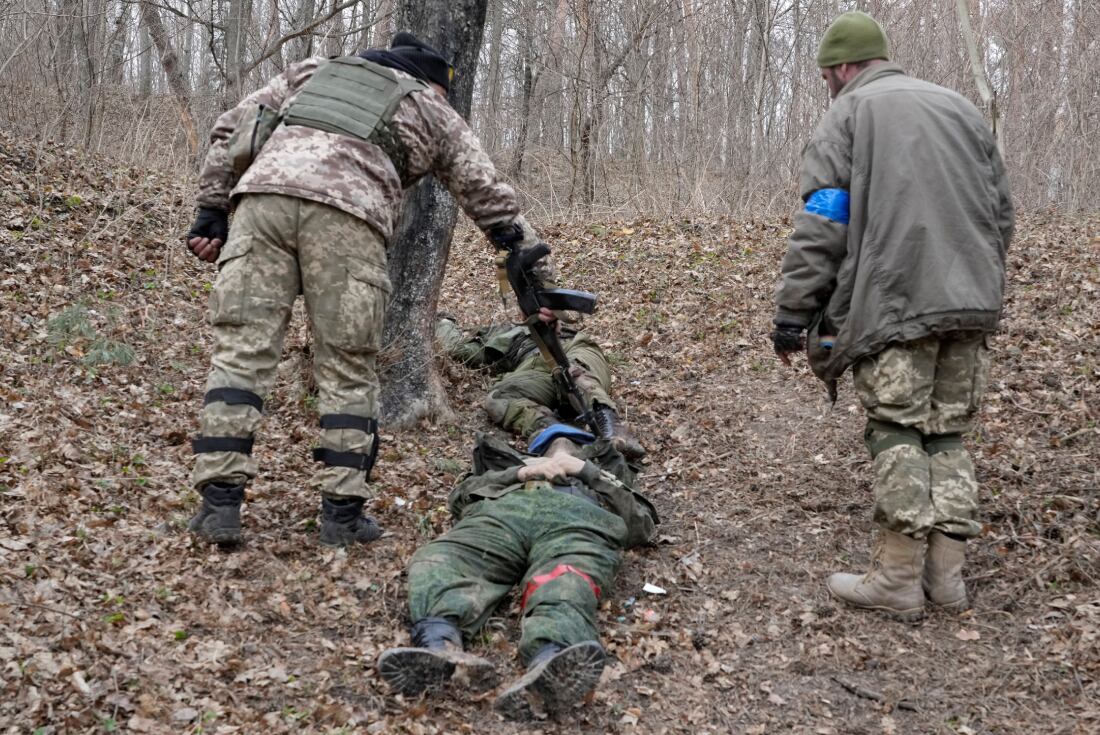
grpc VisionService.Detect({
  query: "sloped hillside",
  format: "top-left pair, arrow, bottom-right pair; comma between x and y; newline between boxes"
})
1,133 -> 1098,733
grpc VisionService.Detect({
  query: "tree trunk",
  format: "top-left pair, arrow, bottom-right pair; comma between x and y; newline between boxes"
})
482,0 -> 505,151
378,0 -> 489,427
138,19 -> 152,98
508,21 -> 535,179
139,1 -> 200,155
955,0 -> 1002,155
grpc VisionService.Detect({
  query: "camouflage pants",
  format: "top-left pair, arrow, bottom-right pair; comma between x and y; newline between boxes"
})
483,334 -> 616,439
407,486 -> 625,663
191,193 -> 391,499
853,332 -> 991,539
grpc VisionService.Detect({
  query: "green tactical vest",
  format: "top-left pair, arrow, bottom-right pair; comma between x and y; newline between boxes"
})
283,57 -> 429,184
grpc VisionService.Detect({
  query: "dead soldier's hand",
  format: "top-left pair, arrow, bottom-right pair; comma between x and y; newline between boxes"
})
517,454 -> 586,483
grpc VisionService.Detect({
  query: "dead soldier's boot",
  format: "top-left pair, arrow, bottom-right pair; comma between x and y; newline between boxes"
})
319,497 -> 383,547
377,617 -> 498,696
188,482 -> 244,546
493,641 -> 606,721
827,529 -> 925,622
591,403 -> 646,460
923,531 -> 969,612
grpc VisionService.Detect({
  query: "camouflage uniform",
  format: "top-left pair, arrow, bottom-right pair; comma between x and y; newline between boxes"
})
854,332 -> 989,539
191,56 -> 541,499
435,319 -> 616,440
406,436 -> 657,663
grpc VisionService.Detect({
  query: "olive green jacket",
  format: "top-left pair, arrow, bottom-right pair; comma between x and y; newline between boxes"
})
774,63 -> 1015,384
448,435 -> 658,549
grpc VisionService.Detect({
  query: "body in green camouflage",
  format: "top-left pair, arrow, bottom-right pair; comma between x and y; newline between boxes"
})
853,332 -> 989,539
406,436 -> 657,663
191,193 -> 390,499
436,318 -> 615,439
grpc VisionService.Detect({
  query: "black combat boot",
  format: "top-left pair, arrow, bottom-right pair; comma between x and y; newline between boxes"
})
188,482 -> 244,546
493,640 -> 606,721
592,403 -> 646,460
377,617 -> 498,696
319,497 -> 383,547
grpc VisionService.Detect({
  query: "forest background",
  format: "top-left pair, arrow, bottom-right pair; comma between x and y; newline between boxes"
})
2,1 -> 1099,732
1,0 -> 1096,219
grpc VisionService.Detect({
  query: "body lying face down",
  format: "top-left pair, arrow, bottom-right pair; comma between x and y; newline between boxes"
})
377,431 -> 658,721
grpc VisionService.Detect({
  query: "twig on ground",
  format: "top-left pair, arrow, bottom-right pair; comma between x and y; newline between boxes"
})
831,675 -> 919,712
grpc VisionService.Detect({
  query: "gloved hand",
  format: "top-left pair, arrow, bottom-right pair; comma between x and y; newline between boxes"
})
485,221 -> 524,251
187,207 -> 229,262
771,322 -> 806,366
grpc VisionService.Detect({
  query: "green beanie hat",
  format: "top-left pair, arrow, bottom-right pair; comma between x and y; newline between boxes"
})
816,11 -> 890,68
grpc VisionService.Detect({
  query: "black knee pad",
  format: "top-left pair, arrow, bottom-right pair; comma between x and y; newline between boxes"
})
864,419 -> 924,459
924,432 -> 964,455
312,413 -> 380,480
203,387 -> 263,412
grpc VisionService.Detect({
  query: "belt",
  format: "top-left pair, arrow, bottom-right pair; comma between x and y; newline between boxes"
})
550,483 -> 603,508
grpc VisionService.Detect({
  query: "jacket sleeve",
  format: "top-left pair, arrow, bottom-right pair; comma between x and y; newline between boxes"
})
990,143 -> 1015,255
395,91 -> 557,284
194,60 -> 316,210
774,111 -> 853,327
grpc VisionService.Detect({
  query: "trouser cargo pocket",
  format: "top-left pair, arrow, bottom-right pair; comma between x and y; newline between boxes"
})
316,256 -> 391,352
209,234 -> 254,326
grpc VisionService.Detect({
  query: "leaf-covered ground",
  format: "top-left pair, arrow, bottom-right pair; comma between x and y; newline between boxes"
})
1,133 -> 1098,734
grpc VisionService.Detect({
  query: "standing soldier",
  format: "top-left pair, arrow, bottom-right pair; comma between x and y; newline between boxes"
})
184,33 -> 551,547
771,12 -> 1014,620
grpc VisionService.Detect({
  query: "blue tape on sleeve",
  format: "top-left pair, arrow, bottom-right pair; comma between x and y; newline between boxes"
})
804,188 -> 850,225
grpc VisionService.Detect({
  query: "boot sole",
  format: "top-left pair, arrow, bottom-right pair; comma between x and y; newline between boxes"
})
826,581 -> 925,623
493,641 -> 605,721
189,526 -> 242,546
319,521 -> 382,547
925,595 -> 969,613
378,648 -> 497,696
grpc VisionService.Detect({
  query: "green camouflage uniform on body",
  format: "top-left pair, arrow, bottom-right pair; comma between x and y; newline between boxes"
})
436,319 -> 616,440
189,51 -> 544,508
407,436 -> 656,662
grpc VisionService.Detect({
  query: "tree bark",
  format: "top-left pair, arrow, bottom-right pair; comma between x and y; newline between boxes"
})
378,0 -> 489,427
139,1 -> 200,155
955,0 -> 1002,155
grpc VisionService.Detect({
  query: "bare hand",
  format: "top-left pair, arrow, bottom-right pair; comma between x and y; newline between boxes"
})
777,351 -> 794,367
188,236 -> 223,263
517,454 -> 585,482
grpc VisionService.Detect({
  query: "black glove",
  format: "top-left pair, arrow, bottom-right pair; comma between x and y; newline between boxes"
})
771,322 -> 806,355
188,207 -> 229,243
486,221 -> 524,251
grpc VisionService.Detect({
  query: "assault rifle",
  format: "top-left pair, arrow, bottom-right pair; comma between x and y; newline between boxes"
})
502,243 -> 609,439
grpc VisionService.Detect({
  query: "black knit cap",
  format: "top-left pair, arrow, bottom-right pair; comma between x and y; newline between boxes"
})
390,31 -> 454,92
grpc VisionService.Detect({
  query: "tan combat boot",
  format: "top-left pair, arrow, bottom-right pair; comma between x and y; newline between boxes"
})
827,529 -> 925,622
923,531 -> 968,612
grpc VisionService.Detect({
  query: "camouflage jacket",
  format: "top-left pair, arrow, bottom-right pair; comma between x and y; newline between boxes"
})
196,56 -> 538,245
449,435 -> 659,549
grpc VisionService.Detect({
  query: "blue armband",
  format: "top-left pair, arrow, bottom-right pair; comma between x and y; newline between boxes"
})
804,188 -> 850,225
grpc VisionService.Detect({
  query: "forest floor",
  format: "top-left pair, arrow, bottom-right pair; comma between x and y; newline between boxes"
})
1,133 -> 1099,735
